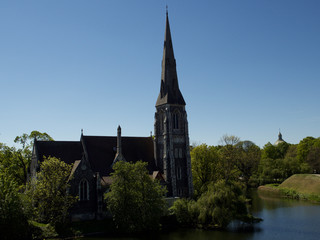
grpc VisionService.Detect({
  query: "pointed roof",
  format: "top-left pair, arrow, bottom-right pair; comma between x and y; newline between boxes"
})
156,12 -> 185,107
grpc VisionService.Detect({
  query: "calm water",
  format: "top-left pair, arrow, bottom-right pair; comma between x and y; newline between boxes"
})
84,190 -> 320,240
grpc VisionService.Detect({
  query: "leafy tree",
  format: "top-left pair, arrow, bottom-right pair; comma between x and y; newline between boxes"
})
15,131 -> 53,182
261,142 -> 281,160
235,141 -> 261,187
191,144 -> 221,197
170,198 -> 198,227
105,161 -> 166,232
297,137 -> 320,173
26,156 -> 75,226
218,136 -> 241,183
171,180 -> 255,229
0,168 -> 30,240
0,131 -> 54,187
0,144 -> 27,187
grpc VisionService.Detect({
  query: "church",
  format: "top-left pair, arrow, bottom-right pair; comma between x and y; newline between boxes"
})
30,12 -> 193,220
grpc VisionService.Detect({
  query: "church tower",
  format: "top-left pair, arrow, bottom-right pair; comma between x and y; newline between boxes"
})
154,11 -> 193,197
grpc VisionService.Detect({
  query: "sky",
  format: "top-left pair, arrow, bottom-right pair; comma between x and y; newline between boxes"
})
1,0 -> 319,148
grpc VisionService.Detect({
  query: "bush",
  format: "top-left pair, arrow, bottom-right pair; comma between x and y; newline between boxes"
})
171,180 -> 253,229
0,171 -> 31,240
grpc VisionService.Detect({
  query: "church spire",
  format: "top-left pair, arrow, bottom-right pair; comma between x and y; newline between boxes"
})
156,11 -> 185,107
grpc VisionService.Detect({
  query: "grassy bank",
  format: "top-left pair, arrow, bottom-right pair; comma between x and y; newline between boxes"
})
258,174 -> 320,202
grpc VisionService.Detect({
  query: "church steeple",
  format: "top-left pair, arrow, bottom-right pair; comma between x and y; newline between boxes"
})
156,11 -> 185,107
154,11 -> 193,198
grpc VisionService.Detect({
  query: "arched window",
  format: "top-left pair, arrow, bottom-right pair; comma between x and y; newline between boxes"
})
79,179 -> 89,201
173,112 -> 179,129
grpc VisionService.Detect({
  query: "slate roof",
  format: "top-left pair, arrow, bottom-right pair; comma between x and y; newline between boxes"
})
34,140 -> 82,165
33,135 -> 157,178
82,135 -> 157,176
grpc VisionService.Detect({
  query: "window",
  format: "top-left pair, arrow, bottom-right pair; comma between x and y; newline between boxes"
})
177,166 -> 182,180
79,179 -> 89,201
179,148 -> 183,158
160,114 -> 163,132
173,113 -> 179,129
175,148 -> 179,158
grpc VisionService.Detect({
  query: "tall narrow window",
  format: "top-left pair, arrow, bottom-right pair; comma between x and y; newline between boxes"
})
175,148 -> 179,158
177,166 -> 182,180
160,113 -> 164,132
79,179 -> 89,201
173,113 -> 179,129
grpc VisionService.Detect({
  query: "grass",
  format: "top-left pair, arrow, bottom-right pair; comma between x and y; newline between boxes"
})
279,174 -> 320,195
258,174 -> 320,203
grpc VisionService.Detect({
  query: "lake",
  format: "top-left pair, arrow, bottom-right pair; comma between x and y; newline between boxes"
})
83,190 -> 320,240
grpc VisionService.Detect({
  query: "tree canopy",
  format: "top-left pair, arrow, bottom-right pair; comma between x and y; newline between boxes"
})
105,161 -> 166,232
26,156 -> 76,226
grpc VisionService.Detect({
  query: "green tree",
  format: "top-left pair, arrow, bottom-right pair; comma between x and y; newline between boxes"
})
0,131 -> 54,187
297,137 -> 320,173
171,180 -> 256,229
26,156 -> 75,226
191,144 -> 221,197
105,161 -> 166,232
218,135 -> 241,182
0,168 -> 30,240
0,144 -> 27,187
235,141 -> 261,187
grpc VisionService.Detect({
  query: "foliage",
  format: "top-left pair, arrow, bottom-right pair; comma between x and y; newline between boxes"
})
26,156 -> 76,226
0,131 -> 53,187
297,137 -> 320,173
0,168 -> 30,240
191,144 -> 221,197
170,198 -> 198,227
0,144 -> 28,187
191,137 -> 261,190
257,140 -> 314,185
235,141 -> 261,186
171,180 -> 252,229
105,161 -> 166,233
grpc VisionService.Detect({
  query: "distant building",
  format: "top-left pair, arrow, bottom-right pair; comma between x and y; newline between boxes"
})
274,131 -> 286,146
30,11 -> 193,220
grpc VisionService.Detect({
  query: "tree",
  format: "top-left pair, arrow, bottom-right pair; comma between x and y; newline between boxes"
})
105,161 -> 166,232
171,180 -> 256,229
0,168 -> 30,240
218,135 -> 241,183
26,156 -> 75,226
219,134 -> 240,146
191,144 -> 221,197
0,144 -> 27,187
235,141 -> 261,187
297,137 -> 320,173
13,131 -> 54,185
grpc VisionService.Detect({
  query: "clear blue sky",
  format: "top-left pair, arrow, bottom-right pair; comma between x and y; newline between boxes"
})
1,0 -> 319,148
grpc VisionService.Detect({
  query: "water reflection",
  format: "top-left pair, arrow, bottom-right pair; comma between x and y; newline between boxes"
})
83,190 -> 320,240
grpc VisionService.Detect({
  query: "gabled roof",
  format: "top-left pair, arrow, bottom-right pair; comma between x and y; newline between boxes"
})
33,135 -> 157,178
156,12 -> 186,107
34,141 -> 82,165
81,135 -> 157,176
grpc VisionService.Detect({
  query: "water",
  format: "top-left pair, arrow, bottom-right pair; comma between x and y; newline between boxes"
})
83,190 -> 320,240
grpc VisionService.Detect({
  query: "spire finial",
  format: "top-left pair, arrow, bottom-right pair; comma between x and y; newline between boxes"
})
166,5 -> 168,16
81,129 -> 83,135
